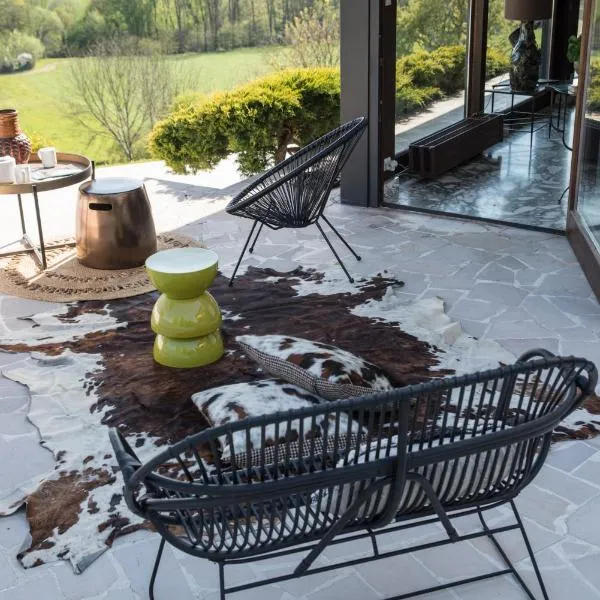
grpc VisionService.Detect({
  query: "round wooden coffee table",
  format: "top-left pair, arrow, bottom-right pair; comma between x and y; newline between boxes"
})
0,153 -> 93,270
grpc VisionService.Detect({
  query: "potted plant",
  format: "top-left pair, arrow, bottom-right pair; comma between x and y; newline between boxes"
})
568,34 -> 582,77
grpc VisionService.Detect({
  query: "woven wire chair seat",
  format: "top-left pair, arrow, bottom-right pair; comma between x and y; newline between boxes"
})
110,350 -> 597,599
225,117 -> 368,284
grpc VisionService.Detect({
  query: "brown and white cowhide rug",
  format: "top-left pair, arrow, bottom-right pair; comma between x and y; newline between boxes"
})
0,267 -> 597,574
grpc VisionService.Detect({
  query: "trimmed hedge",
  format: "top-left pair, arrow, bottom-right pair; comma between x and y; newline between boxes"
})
396,45 -> 510,115
151,46 -> 511,175
150,68 -> 340,176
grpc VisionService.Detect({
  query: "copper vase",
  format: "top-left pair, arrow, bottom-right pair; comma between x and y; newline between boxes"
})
0,109 -> 31,164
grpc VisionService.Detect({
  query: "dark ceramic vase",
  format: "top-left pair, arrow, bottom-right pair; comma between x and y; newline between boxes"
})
509,22 -> 541,93
0,109 -> 31,164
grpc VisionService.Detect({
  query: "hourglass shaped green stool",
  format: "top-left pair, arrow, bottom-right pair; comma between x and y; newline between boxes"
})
145,248 -> 224,368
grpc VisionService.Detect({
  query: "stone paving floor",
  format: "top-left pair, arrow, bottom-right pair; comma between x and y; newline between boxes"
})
1,165 -> 600,599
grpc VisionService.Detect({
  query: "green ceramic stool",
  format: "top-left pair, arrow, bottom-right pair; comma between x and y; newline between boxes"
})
145,248 -> 224,368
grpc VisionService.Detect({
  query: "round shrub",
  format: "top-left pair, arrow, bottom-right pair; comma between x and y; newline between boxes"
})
150,68 -> 341,176
0,31 -> 44,73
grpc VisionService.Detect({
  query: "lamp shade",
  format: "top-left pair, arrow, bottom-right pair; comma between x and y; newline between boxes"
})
505,0 -> 553,20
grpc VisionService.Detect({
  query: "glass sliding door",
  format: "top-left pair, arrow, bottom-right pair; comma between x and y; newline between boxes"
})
394,0 -> 470,154
574,0 -> 600,238
568,0 -> 600,298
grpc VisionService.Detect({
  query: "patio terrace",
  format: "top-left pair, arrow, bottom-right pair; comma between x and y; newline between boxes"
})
1,166 -> 600,599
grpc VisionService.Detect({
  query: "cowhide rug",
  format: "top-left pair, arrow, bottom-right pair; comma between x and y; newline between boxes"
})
0,267 -> 597,574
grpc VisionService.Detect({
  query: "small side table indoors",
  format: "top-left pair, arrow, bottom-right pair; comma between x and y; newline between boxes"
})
0,153 -> 93,270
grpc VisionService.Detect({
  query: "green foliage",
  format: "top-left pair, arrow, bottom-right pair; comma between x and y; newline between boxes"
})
0,30 -> 45,73
587,59 -> 600,112
395,45 -> 509,116
150,68 -> 341,175
281,0 -> 340,68
568,35 -> 582,64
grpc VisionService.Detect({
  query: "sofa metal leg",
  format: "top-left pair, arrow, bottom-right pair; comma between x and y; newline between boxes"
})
149,538 -> 166,600
477,502 -> 549,600
219,562 -> 226,600
511,500 -> 550,600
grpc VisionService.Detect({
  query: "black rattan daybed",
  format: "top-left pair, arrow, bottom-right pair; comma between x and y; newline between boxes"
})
110,350 -> 597,600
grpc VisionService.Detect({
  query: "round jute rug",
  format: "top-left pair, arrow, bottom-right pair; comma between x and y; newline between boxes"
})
0,233 -> 203,303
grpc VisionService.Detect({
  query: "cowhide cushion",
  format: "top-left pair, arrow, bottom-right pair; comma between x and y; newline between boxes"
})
192,379 -> 363,459
237,335 -> 394,401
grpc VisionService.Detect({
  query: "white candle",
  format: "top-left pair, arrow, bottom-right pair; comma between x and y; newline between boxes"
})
0,156 -> 16,184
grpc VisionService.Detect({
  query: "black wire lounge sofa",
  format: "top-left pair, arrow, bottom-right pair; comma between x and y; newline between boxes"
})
110,350 -> 597,600
225,117 -> 368,285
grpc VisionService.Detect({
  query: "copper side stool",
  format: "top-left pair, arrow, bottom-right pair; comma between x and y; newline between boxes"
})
76,178 -> 157,269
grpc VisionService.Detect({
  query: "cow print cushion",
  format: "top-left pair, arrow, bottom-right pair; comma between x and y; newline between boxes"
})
237,335 -> 394,401
192,379 -> 363,459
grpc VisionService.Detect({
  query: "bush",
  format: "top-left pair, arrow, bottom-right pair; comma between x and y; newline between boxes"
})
150,68 -> 341,176
0,31 -> 44,73
395,45 -> 509,116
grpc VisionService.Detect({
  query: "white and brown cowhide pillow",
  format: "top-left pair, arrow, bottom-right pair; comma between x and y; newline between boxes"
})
237,335 -> 394,401
192,379 -> 363,459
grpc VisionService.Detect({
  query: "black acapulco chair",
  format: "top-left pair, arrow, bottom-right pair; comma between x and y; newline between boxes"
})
109,350 -> 597,600
225,117 -> 368,285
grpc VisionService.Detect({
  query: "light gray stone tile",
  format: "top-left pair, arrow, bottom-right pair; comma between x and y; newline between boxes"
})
112,538 -> 195,600
546,442 -> 598,473
515,269 -> 544,287
0,551 -> 18,591
54,551 -> 118,600
448,299 -> 503,322
0,511 -> 29,552
475,263 -> 515,283
548,296 -> 600,317
304,571 -> 379,600
571,550 -> 600,592
532,465 -> 600,504
0,414 -> 35,436
535,274 -> 594,298
468,283 -> 528,307
567,495 -> 600,547
486,320 -> 554,340
497,338 -> 559,359
0,572 -> 62,600
521,296 -> 577,329
571,452 -> 600,486
357,554 -> 452,599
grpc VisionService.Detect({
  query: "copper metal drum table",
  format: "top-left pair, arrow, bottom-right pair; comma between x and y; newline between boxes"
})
0,153 -> 93,270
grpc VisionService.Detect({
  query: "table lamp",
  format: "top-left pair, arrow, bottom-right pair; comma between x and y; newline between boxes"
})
505,0 -> 553,91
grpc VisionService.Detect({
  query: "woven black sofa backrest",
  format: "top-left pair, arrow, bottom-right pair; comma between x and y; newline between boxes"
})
225,117 -> 367,229
110,352 -> 596,563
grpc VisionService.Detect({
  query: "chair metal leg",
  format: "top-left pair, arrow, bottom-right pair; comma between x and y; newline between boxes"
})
149,538 -> 166,600
229,221 -> 258,287
320,215 -> 361,261
248,222 -> 264,254
315,221 -> 355,283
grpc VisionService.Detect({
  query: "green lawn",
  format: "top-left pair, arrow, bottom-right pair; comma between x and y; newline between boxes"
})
0,46 -> 285,165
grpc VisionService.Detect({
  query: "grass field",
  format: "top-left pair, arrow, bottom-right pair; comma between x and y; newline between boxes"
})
0,46 -> 284,165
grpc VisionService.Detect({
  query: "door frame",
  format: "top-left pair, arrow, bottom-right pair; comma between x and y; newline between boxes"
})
566,0 -> 600,298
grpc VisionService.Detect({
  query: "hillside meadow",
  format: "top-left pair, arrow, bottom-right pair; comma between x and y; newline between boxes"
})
0,46 -> 285,165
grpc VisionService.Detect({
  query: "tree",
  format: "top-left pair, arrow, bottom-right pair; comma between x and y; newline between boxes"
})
282,0 -> 339,68
68,39 -> 191,160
